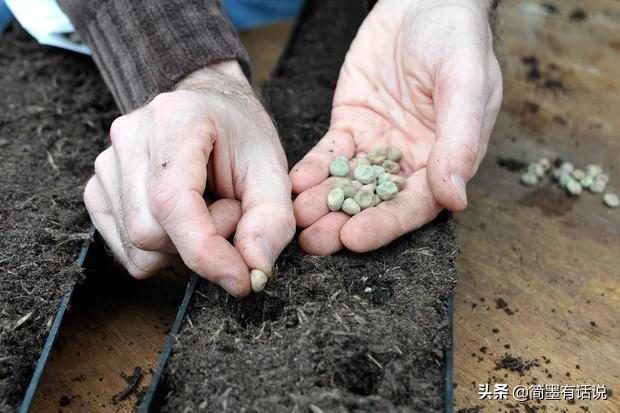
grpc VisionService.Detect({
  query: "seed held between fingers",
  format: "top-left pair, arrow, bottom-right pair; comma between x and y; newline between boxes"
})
327,187 -> 345,211
251,269 -> 269,293
342,198 -> 361,215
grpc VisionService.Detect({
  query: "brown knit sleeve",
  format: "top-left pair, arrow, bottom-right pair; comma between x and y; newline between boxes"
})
57,0 -> 251,113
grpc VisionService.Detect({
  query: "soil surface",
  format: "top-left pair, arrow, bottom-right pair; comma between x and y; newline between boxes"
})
0,25 -> 116,411
159,1 -> 456,412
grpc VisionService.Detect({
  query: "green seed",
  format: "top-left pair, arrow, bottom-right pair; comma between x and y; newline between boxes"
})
354,189 -> 374,209
360,183 -> 376,193
560,162 -> 574,173
342,198 -> 361,215
339,179 -> 360,198
390,175 -> 407,191
382,160 -> 400,174
551,168 -> 563,180
586,164 -> 602,178
377,172 -> 391,185
558,172 -> 571,188
377,181 -> 398,200
528,162 -> 545,178
386,146 -> 403,162
590,178 -> 607,193
354,164 -> 375,184
367,148 -> 387,165
538,157 -> 551,172
571,169 -> 585,180
521,172 -> 538,187
250,269 -> 269,293
327,187 -> 345,211
603,193 -> 619,208
329,157 -> 349,177
566,179 -> 582,196
597,173 -> 610,184
372,165 -> 385,179
580,175 -> 593,189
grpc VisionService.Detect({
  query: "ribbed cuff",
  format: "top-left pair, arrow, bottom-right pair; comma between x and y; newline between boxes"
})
59,0 -> 251,113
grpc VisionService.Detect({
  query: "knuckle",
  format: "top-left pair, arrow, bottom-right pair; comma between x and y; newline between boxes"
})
125,219 -> 163,251
109,115 -> 130,146
149,186 -> 180,222
83,178 -> 97,210
93,150 -> 112,177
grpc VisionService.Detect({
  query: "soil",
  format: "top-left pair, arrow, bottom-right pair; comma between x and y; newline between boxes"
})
159,1 -> 456,412
0,25 -> 116,411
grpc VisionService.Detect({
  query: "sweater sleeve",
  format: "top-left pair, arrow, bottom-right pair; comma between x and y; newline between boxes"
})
57,0 -> 251,113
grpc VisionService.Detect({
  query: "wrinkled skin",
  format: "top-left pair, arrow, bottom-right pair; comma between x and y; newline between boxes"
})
85,63 -> 295,297
291,0 -> 502,255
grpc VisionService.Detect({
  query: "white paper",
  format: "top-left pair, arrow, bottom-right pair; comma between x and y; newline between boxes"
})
4,0 -> 91,54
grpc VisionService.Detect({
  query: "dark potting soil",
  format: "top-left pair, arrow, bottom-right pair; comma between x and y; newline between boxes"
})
159,1 -> 456,412
0,25 -> 116,411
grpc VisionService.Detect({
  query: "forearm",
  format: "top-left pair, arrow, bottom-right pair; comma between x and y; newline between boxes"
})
57,0 -> 251,114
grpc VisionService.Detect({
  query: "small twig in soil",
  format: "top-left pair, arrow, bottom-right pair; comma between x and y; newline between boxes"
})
111,367 -> 144,404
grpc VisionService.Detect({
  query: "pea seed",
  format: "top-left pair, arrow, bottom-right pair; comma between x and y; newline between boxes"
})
528,162 -> 545,178
538,157 -> 551,172
558,172 -> 571,188
590,178 -> 607,193
551,168 -> 563,180
597,173 -> 610,184
326,187 -> 345,211
382,160 -> 400,174
566,179 -> 582,196
386,146 -> 403,162
390,175 -> 407,191
329,157 -> 349,177
571,169 -> 585,180
377,172 -> 391,185
579,175 -> 593,189
603,193 -> 619,208
560,162 -> 574,173
377,181 -> 398,200
520,172 -> 538,187
586,164 -> 602,178
339,179 -> 360,198
354,189 -> 374,209
360,183 -> 376,193
372,165 -> 385,179
354,164 -> 375,184
363,287 -> 373,294
342,198 -> 361,215
250,269 -> 269,293
367,148 -> 387,165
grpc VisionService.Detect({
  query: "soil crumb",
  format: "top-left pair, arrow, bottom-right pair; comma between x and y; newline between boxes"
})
497,157 -> 526,172
495,354 -> 540,375
112,367 -> 144,404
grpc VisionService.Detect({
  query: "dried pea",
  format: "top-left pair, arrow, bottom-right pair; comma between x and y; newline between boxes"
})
386,146 -> 403,162
329,157 -> 349,177
520,172 -> 538,187
579,175 -> 593,189
390,175 -> 407,191
250,269 -> 269,293
603,193 -> 619,208
354,164 -> 375,184
372,165 -> 385,179
571,169 -> 585,180
382,159 -> 400,174
367,148 -> 387,165
528,162 -> 545,178
376,181 -> 398,200
566,179 -> 582,196
354,189 -> 374,209
340,179 -> 360,198
342,198 -> 361,215
327,187 -> 345,211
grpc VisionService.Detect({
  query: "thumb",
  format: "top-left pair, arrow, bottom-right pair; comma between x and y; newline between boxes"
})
234,159 -> 295,278
427,62 -> 489,211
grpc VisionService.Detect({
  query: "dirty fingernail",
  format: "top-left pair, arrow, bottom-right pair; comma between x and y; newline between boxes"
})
451,173 -> 468,207
220,277 -> 241,297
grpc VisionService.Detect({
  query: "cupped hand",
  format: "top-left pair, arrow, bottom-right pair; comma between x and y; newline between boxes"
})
84,61 -> 295,297
291,0 -> 502,255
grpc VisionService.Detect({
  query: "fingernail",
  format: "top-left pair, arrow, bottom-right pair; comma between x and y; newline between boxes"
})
256,237 -> 274,274
451,173 -> 468,207
220,277 -> 241,297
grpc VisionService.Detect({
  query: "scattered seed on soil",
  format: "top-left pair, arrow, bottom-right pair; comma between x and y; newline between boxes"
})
597,173 -> 610,184
603,193 -> 619,208
250,269 -> 269,293
353,163 -> 375,184
571,168 -> 585,180
551,168 -> 563,180
382,159 -> 400,174
339,179 -> 359,198
341,198 -> 361,215
367,148 -> 387,165
327,187 -> 345,211
586,164 -> 602,178
386,146 -> 403,162
566,179 -> 582,196
558,172 -> 571,188
560,162 -> 574,173
363,287 -> 373,293
329,157 -> 349,177
538,157 -> 551,171
354,189 -> 374,209
520,172 -> 538,187
528,162 -> 545,178
377,181 -> 398,200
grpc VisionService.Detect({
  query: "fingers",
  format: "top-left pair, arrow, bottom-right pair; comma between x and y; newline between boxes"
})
147,139 -> 250,297
208,198 -> 242,239
289,130 -> 356,194
426,53 -> 492,211
234,159 -> 295,276
340,169 -> 442,252
293,177 -> 349,228
298,212 -> 349,255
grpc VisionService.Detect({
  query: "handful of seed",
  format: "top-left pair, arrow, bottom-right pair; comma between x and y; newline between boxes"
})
520,157 -> 618,208
326,146 -> 406,215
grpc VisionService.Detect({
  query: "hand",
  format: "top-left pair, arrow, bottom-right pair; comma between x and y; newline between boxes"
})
84,61 -> 295,297
290,0 -> 502,255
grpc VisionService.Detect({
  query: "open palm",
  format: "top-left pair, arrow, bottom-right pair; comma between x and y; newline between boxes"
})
290,0 -> 502,255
